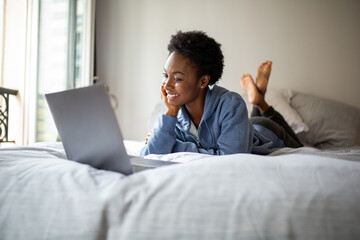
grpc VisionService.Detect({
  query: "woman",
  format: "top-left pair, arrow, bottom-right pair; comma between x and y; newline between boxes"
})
141,31 -> 302,156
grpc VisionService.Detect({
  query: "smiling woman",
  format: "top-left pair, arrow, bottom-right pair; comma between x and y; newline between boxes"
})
160,31 -> 224,126
161,52 -> 209,123
141,30 -> 303,156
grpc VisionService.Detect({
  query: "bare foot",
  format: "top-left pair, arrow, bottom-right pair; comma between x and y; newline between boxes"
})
256,61 -> 272,96
240,74 -> 262,105
240,73 -> 269,113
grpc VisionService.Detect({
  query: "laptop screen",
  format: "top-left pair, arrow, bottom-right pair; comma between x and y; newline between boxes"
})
45,84 -> 133,175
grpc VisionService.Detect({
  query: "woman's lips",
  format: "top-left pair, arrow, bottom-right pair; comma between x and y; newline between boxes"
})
167,93 -> 180,101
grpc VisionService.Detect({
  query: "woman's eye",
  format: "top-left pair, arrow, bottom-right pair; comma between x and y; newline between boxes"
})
174,78 -> 182,82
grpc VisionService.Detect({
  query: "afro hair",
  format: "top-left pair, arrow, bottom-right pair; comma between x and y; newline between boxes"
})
167,30 -> 224,85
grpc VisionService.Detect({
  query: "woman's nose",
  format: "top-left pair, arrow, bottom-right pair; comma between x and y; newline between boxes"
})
163,78 -> 173,89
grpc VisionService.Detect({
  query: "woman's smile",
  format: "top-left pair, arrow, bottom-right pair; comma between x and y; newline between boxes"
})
162,52 -> 205,107
166,92 -> 180,101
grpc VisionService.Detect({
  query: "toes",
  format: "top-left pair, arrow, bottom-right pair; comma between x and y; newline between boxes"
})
258,62 -> 266,70
240,74 -> 254,90
241,73 -> 254,80
240,74 -> 254,86
260,61 -> 272,72
265,61 -> 272,69
240,74 -> 256,88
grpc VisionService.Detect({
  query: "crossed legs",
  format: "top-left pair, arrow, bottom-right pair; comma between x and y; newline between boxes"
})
240,61 -> 303,147
240,61 -> 272,113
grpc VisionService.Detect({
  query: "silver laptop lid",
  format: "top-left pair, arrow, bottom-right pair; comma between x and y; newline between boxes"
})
45,84 -> 133,175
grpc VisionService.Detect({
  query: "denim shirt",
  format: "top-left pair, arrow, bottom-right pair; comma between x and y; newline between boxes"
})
141,85 -> 284,156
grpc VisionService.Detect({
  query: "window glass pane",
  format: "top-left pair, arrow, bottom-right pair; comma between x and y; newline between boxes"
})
75,0 -> 83,88
36,0 -> 84,142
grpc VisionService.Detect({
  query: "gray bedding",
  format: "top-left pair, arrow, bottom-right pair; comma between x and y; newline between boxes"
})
1,143 -> 360,239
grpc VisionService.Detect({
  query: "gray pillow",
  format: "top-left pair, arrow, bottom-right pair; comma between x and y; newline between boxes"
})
290,92 -> 360,148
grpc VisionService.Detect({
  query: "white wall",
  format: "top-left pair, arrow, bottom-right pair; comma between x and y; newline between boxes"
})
96,0 -> 360,141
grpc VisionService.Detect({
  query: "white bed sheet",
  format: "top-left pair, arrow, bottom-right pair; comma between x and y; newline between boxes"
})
1,142 -> 360,239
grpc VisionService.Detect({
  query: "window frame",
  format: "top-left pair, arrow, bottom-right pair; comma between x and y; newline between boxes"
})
1,0 -> 96,145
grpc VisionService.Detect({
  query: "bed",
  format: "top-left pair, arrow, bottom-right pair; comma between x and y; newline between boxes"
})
1,90 -> 360,240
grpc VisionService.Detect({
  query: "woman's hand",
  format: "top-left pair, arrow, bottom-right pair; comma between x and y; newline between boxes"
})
161,85 -> 181,117
145,130 -> 152,145
145,85 -> 181,145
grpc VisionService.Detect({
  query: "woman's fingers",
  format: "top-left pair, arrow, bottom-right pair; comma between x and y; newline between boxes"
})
145,130 -> 153,144
161,85 -> 167,97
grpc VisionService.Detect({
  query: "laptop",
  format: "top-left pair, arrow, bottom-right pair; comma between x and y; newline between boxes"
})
45,84 -> 176,175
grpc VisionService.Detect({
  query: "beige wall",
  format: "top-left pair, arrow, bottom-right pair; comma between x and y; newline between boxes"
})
96,0 -> 360,141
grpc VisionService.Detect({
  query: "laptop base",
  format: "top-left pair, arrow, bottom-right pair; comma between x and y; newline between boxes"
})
130,156 -> 178,173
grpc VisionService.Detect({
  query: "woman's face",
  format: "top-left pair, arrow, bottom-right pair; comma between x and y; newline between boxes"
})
162,52 -> 206,107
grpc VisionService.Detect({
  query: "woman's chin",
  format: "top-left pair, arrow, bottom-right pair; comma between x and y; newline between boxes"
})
167,99 -> 182,107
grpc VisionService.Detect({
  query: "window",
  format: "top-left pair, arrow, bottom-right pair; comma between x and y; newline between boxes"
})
0,0 -> 94,145
35,0 -> 94,142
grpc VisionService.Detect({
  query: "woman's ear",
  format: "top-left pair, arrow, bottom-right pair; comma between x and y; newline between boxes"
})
200,75 -> 210,89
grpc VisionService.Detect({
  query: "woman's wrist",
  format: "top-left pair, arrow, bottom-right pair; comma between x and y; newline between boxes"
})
165,108 -> 180,117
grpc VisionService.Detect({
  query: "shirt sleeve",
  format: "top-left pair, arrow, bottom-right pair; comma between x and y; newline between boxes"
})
141,96 -> 253,156
140,114 -> 213,156
140,114 -> 178,156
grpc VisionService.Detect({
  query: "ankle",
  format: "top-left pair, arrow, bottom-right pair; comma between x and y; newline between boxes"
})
256,101 -> 270,114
